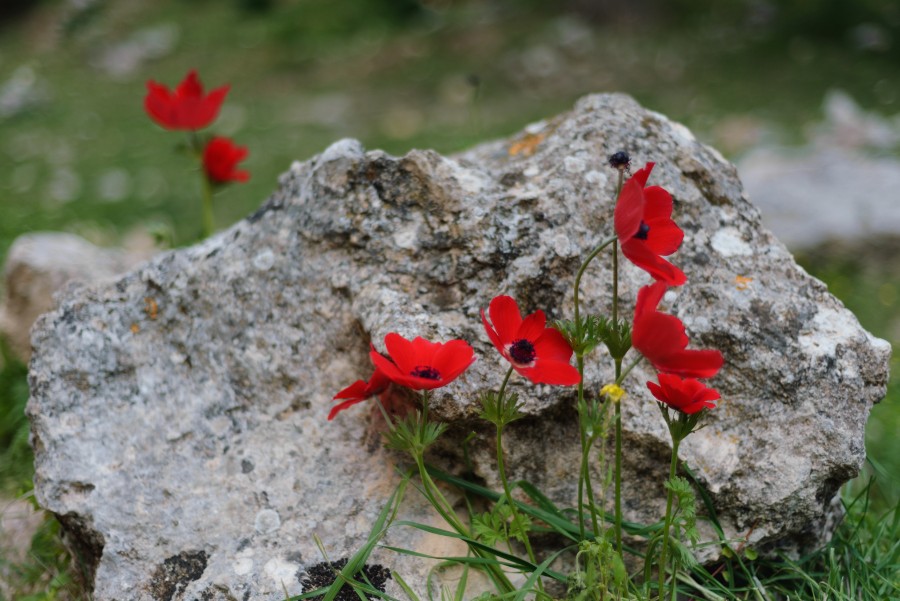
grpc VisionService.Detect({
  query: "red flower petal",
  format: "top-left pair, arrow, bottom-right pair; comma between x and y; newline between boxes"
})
642,186 -> 683,256
481,308 -> 506,355
203,137 -> 250,184
143,70 -> 230,130
635,280 -> 668,320
374,333 -> 474,391
532,328 -> 574,363
614,163 -> 654,240
621,239 -> 687,286
641,185 -> 673,222
655,349 -> 724,379
383,333 -> 416,374
433,339 -> 477,380
516,310 -> 547,343
329,368 -> 391,420
488,295 -> 522,344
482,295 -> 578,386
633,283 -> 723,379
518,360 -> 581,386
647,374 -> 720,415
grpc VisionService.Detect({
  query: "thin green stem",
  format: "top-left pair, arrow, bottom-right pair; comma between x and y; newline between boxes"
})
187,131 -> 215,239
573,236 -> 618,328
611,167 -> 625,558
493,365 -> 543,591
414,455 -> 515,593
497,366 -> 514,402
658,432 -> 682,601
616,355 -> 644,386
572,234 -> 616,542
201,175 -> 215,239
614,360 -> 623,556
495,410 -> 542,590
576,354 -> 600,539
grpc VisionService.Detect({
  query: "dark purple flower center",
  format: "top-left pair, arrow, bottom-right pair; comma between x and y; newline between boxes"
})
509,339 -> 536,365
633,220 -> 650,240
411,365 -> 441,380
608,151 -> 631,170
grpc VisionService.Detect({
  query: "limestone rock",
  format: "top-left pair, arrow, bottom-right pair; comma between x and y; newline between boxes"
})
27,94 -> 891,600
0,232 -> 148,361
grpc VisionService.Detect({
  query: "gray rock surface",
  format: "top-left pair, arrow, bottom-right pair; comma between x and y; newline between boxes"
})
0,232 -> 149,361
28,93 -> 891,600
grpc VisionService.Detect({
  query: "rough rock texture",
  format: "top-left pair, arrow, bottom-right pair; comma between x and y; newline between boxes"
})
0,232 -> 149,361
28,94 -> 891,600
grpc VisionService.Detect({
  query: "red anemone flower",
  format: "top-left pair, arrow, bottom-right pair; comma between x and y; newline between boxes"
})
370,333 -> 475,391
632,281 -> 723,378
481,295 -> 580,386
647,373 -> 720,415
144,70 -> 230,131
203,137 -> 250,184
328,367 -> 391,421
614,162 -> 687,286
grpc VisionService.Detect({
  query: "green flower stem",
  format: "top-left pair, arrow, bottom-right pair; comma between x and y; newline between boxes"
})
657,431 -> 683,601
576,354 -> 600,540
494,415 -> 541,589
614,359 -> 623,555
576,370 -> 587,540
393,391 -> 514,594
616,355 -> 644,386
496,365 -> 514,401
572,234 -> 617,541
493,366 -> 543,591
187,131 -> 215,239
573,236 -> 618,329
610,166 -> 625,557
200,174 -> 215,239
413,454 -> 515,593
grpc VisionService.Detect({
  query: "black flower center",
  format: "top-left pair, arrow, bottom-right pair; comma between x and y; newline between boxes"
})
633,220 -> 650,240
411,365 -> 441,380
509,339 -> 536,365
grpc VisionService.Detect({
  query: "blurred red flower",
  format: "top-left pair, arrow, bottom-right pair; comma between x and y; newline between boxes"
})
144,70 -> 230,131
647,373 -> 720,415
614,162 -> 686,286
481,295 -> 580,386
370,333 -> 475,390
203,137 -> 250,184
632,281 -> 723,378
328,367 -> 391,421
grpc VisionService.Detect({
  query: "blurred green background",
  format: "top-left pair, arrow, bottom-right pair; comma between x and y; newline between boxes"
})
0,0 -> 898,594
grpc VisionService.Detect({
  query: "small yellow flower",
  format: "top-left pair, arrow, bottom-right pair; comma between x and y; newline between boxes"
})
600,384 -> 626,403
